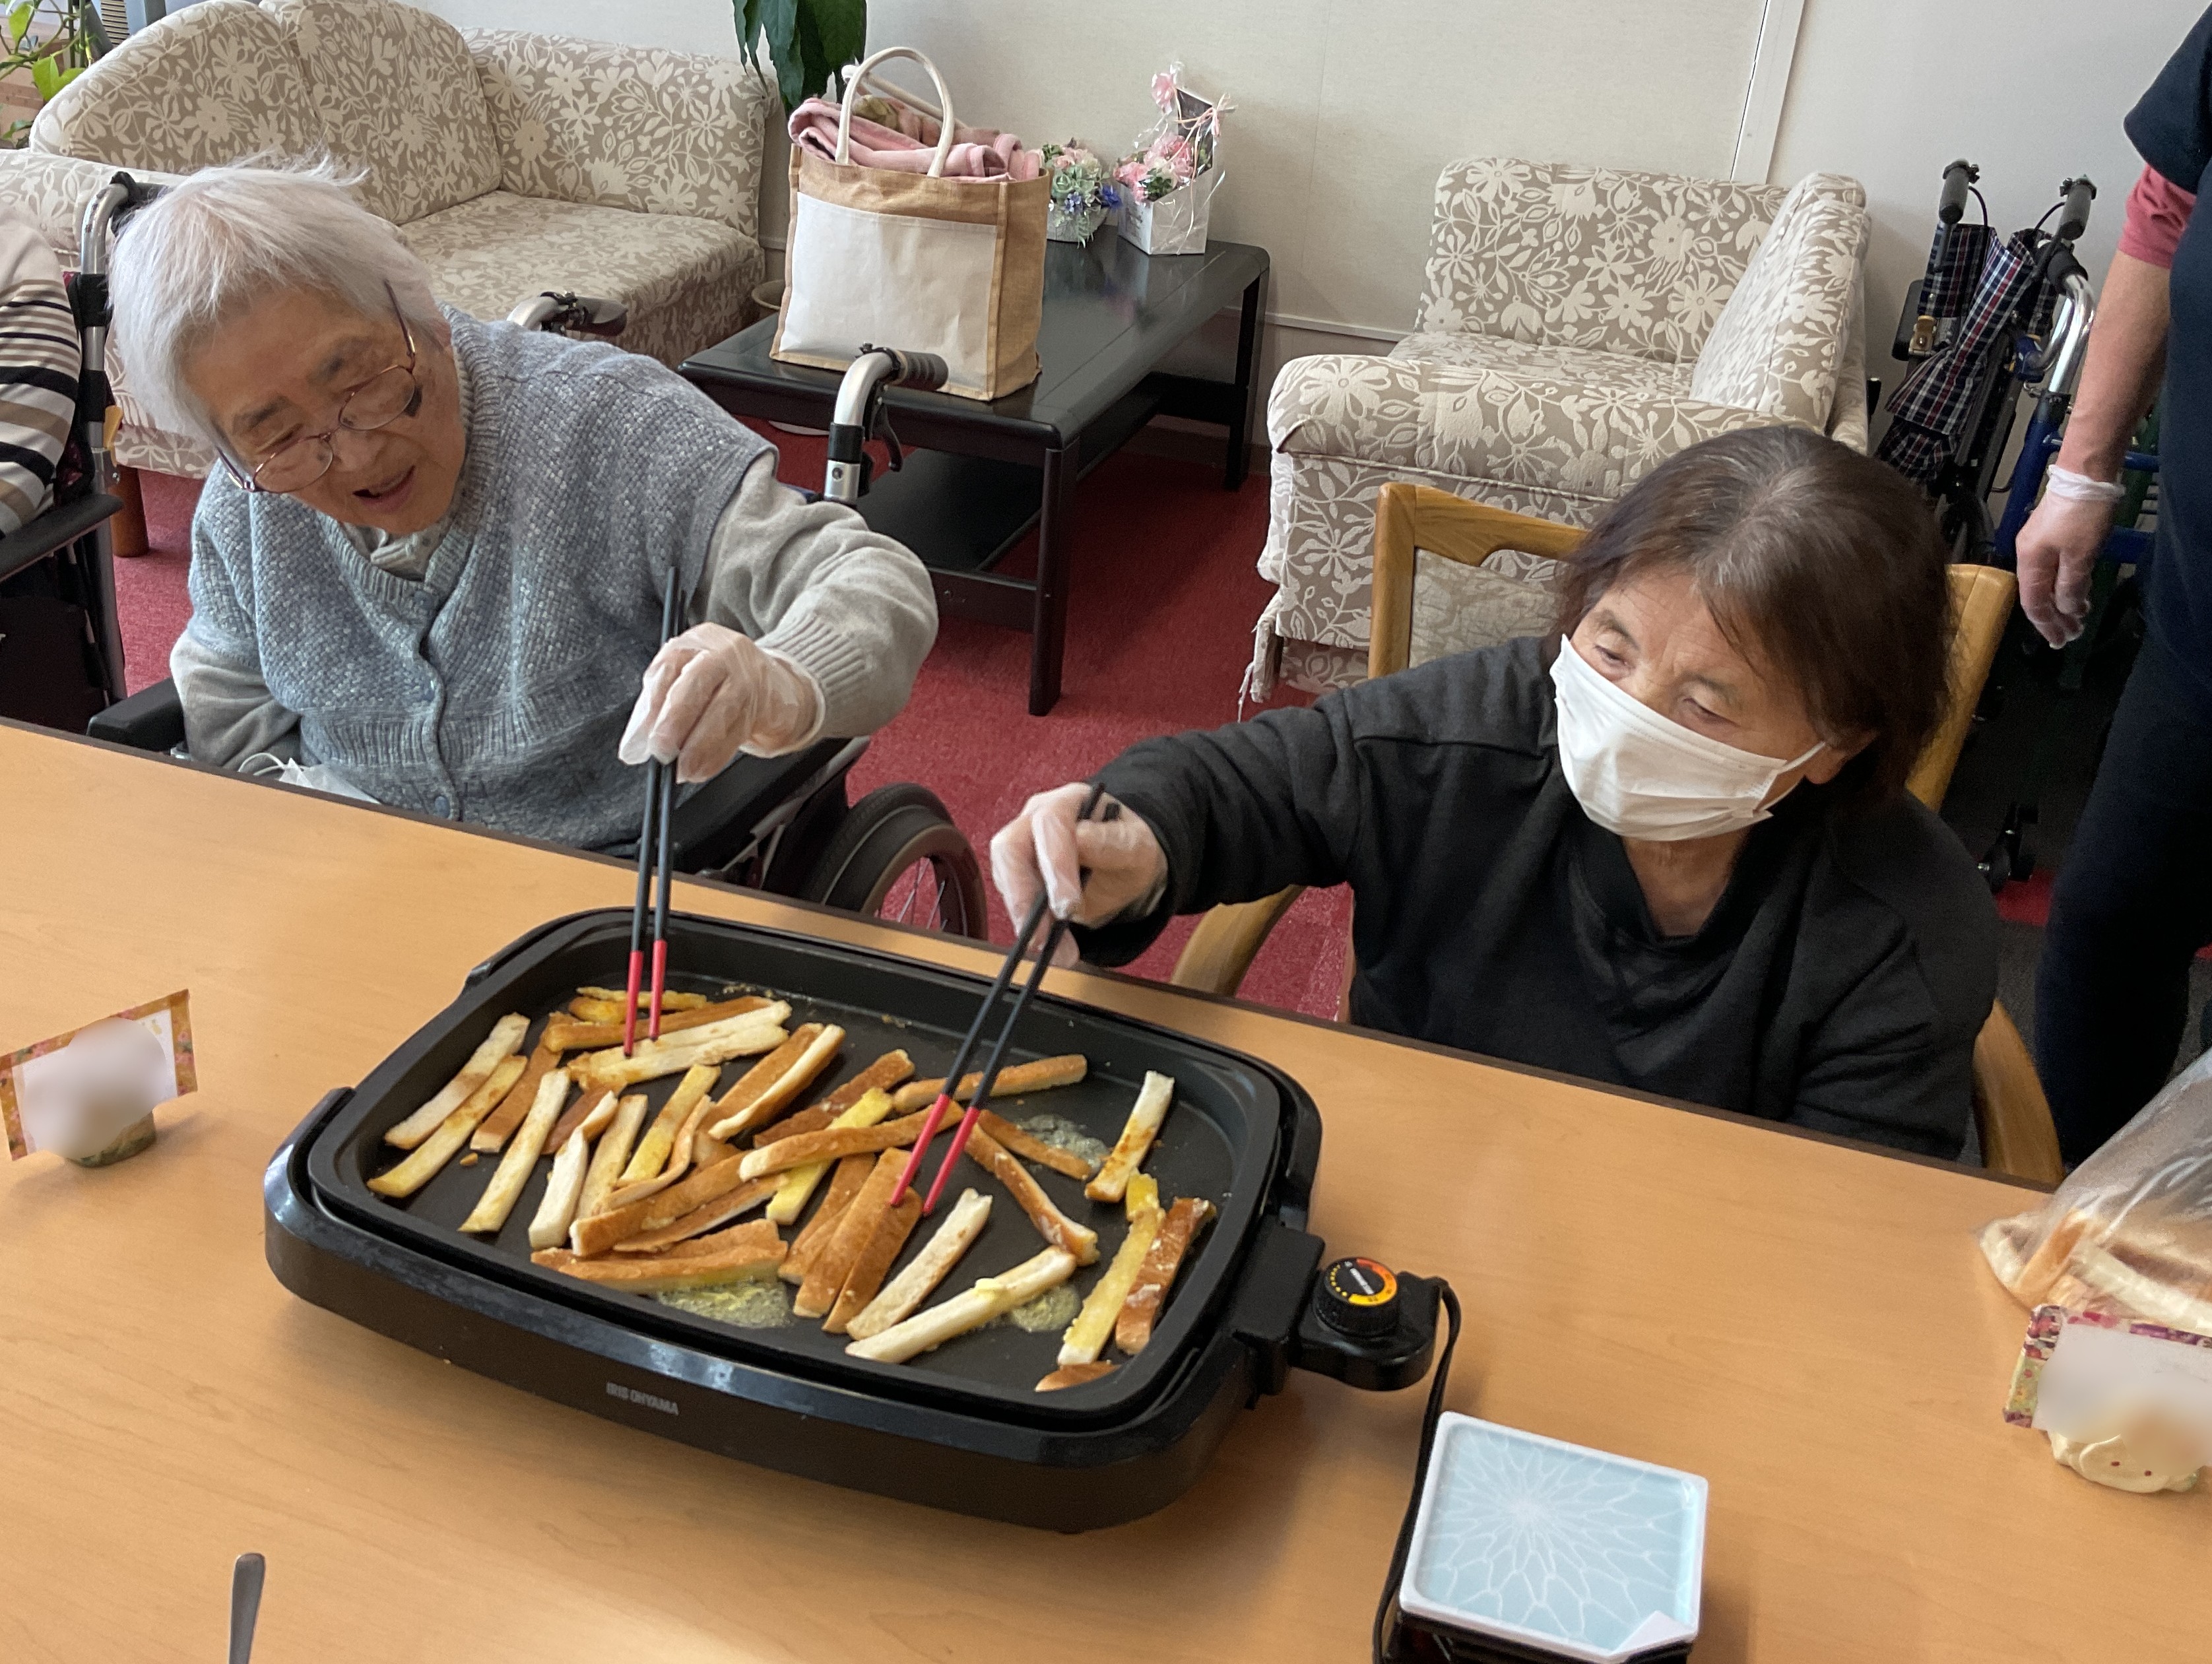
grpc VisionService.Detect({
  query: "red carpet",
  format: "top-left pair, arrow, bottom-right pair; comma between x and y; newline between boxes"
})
128,435 -> 1353,1018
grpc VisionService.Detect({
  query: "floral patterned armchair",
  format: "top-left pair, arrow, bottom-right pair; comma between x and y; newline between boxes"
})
1251,157 -> 1870,696
0,0 -> 769,478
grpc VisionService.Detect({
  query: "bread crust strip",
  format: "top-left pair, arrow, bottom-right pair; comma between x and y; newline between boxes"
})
795,1149 -> 907,1320
614,1175 -> 782,1254
890,1053 -> 1087,1115
461,1067 -> 570,1234
385,1013 -> 531,1149
569,1006 -> 790,1093
1037,1362 -> 1116,1392
702,1023 -> 844,1141
368,1054 -> 527,1198
779,1154 -> 874,1283
965,1128 -> 1099,1264
577,1094 -> 648,1223
570,1151 -> 764,1257
470,1029 -> 563,1153
970,1110 -> 1093,1180
738,1104 -> 956,1180
844,1247 -> 1078,1364
846,1190 -> 992,1341
569,988 -> 711,1022
545,1085 -> 613,1151
544,996 -> 769,1053
767,1087 -> 895,1226
1060,1176 -> 1162,1367
1086,1071 -> 1173,1203
1115,1195 -> 1216,1355
826,1190 -> 925,1335
612,1064 -> 723,1196
528,1127 -> 593,1250
534,1220 -> 783,1292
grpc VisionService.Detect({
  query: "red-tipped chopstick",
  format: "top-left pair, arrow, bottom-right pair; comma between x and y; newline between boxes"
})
623,566 -> 684,1056
919,913 -> 1070,1214
902,786 -> 1113,1213
890,783 -> 1108,1205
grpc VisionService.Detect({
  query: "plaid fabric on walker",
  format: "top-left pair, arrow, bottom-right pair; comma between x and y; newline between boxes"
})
1878,224 -> 2065,486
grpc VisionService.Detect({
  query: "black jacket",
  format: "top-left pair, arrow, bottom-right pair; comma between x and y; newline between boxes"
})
1082,637 -> 1999,1157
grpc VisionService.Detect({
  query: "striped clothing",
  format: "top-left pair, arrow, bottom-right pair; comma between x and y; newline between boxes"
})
0,214 -> 78,534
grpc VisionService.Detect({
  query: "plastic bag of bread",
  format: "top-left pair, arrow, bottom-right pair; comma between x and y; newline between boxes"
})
1980,1047 -> 2212,1335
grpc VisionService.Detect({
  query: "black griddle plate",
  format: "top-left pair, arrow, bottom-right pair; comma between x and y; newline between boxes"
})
304,910 -> 1301,1426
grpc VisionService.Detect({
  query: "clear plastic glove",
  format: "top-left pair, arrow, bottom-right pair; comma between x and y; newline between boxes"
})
2017,489 -> 2118,648
617,623 -> 824,783
990,783 -> 1168,962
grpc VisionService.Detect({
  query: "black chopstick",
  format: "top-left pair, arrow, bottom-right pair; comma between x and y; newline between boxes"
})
887,876 -> 1066,1206
897,784 -> 1111,1213
623,566 -> 683,1056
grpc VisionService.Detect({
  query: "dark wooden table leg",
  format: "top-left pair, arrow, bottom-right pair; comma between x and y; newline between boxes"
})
1029,443 -> 1076,715
1225,265 -> 1270,491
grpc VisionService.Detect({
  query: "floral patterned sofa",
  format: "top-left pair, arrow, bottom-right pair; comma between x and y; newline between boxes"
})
0,0 -> 768,477
1252,157 -> 1870,696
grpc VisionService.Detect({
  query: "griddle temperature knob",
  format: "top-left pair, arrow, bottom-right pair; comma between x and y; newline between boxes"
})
1291,1254 -> 1441,1393
1318,1256 -> 1401,1339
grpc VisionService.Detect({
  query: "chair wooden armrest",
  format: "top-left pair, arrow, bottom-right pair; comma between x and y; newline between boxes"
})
1906,564 -> 2017,811
1972,1002 -> 2065,1186
1169,887 -> 1305,998
1369,484 -> 1584,679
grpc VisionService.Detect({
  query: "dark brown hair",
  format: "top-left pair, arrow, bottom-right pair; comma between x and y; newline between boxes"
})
1553,425 -> 1952,808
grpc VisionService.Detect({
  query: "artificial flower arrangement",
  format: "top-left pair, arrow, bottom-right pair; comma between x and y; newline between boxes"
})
1041,141 -> 1122,243
1113,65 -> 1229,255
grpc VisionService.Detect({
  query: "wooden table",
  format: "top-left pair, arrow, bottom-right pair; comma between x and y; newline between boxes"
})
2,721 -> 2202,1663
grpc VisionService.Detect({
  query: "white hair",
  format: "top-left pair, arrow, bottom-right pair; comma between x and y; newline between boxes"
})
110,161 -> 443,442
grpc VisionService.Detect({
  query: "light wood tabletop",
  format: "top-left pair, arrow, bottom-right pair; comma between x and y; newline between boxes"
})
1,721 -> 2201,1663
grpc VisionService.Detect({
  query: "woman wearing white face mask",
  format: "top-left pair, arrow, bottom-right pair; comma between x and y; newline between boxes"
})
992,426 -> 1998,1156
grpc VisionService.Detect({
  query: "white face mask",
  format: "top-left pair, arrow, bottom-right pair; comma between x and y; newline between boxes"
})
1549,635 -> 1824,842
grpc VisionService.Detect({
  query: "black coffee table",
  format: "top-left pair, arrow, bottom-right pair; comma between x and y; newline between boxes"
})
681,237 -> 1270,715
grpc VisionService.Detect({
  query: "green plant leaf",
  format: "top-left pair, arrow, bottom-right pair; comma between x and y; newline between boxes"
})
729,0 -> 861,115
30,51 -> 61,99
7,2 -> 34,48
806,0 -> 866,96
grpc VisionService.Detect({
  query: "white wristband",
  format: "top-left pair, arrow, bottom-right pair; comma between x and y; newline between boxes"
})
2045,466 -> 2128,505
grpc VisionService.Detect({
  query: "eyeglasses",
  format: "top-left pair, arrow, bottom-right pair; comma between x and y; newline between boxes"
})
221,286 -> 424,495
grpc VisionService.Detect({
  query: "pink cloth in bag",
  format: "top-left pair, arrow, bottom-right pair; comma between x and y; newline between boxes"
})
787,95 -> 1041,181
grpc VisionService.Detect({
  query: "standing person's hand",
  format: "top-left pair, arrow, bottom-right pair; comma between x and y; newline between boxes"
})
2017,476 -> 2122,647
618,624 -> 823,782
991,783 -> 1167,960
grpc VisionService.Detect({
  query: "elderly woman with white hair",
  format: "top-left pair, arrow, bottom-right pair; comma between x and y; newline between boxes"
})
112,165 -> 936,846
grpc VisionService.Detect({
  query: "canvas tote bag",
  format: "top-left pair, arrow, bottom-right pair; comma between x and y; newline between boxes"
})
773,48 -> 1047,401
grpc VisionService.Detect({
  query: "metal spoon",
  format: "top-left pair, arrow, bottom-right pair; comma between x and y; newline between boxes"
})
228,1552 -> 264,1664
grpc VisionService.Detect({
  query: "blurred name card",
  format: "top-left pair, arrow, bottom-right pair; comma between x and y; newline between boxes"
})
1,991 -> 197,1165
2007,1305 -> 2212,1493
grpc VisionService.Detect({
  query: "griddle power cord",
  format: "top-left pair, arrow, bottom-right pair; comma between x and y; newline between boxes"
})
1372,1280 -> 1462,1664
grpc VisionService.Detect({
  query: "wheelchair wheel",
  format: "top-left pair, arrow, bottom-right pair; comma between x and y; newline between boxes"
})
799,783 -> 987,940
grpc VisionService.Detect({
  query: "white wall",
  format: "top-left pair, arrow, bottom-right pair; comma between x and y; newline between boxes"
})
1771,0 -> 2197,399
422,0 -> 1774,348
424,0 -> 2203,402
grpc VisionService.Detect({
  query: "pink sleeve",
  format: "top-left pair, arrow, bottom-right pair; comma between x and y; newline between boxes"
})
2119,163 -> 2196,269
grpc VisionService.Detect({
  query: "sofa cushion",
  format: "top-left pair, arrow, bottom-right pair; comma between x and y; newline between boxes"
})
1416,158 -> 1789,364
398,191 -> 758,368
466,28 -> 769,238
1689,172 -> 1869,428
259,0 -> 502,226
29,0 -> 316,173
1390,331 -> 1694,400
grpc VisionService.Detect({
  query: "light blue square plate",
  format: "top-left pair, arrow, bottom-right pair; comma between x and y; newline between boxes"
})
1399,1413 -> 1707,1663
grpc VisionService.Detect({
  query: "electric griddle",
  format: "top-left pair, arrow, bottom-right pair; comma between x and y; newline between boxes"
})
265,909 -> 1441,1528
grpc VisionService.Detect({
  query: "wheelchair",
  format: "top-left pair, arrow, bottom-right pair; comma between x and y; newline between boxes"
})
1877,162 -> 2162,890
57,173 -> 985,938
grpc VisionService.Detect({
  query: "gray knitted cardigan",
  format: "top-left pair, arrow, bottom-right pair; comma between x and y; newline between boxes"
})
181,312 -> 907,848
